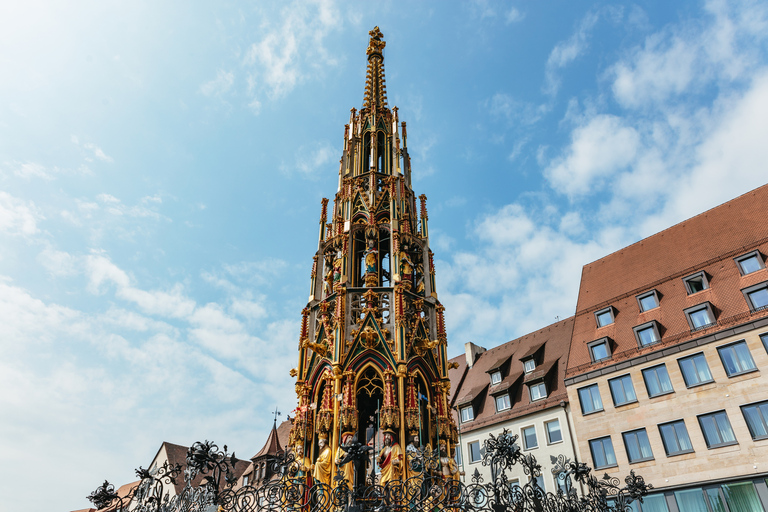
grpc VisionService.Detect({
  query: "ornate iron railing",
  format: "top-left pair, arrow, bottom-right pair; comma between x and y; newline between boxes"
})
88,430 -> 651,512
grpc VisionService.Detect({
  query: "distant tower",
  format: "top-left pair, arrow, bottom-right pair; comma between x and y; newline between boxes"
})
289,27 -> 456,486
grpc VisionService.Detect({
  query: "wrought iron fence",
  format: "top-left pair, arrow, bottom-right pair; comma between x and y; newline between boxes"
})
88,430 -> 651,512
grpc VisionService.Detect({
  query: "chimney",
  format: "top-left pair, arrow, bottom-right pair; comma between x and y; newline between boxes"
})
464,342 -> 486,368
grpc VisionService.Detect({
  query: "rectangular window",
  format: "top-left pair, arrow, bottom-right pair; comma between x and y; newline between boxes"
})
684,303 -> 716,331
555,473 -> 572,495
642,364 -> 674,397
608,374 -> 637,406
698,411 -> 737,448
742,281 -> 768,312
578,384 -> 603,414
683,272 -> 709,294
717,340 -> 757,377
460,406 -> 474,423
546,420 -> 562,444
243,475 -> 249,486
495,394 -> 511,412
633,321 -> 661,347
762,333 -> 768,353
522,426 -> 538,449
468,441 -> 481,463
658,420 -> 693,456
637,290 -> 660,312
523,359 -> 536,373
735,251 -> 764,275
741,400 -> 768,440
589,436 -> 617,469
678,353 -> 713,387
595,307 -> 615,327
588,339 -> 611,362
622,428 -> 654,463
529,382 -> 547,401
490,371 -> 502,385
534,475 -> 546,491
455,445 -> 462,466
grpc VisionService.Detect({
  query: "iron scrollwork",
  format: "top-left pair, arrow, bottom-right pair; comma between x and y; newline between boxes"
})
88,433 -> 651,511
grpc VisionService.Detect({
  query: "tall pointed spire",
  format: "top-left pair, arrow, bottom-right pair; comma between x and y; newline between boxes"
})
363,26 -> 388,110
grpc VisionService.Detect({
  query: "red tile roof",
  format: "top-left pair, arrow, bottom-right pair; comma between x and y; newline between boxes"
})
449,317 -> 574,434
567,183 -> 768,378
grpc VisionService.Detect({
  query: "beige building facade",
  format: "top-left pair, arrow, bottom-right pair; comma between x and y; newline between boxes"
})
565,185 -> 768,511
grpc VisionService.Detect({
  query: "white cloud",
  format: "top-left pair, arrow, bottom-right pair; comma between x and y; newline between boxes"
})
72,135 -> 113,163
544,114 -> 640,197
200,69 -> 235,97
242,0 -> 342,101
544,10 -> 600,96
10,161 -> 54,180
37,247 -> 78,277
611,0 -> 768,109
506,7 -> 524,24
0,191 -> 42,236
283,141 -> 337,176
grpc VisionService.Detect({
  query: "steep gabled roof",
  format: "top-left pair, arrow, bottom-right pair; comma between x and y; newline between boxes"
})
253,421 -> 283,459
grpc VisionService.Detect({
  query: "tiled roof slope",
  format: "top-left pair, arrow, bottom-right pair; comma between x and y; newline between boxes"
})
567,183 -> 768,378
449,317 -> 574,434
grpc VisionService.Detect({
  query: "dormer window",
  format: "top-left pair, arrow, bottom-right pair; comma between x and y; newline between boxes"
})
683,272 -> 709,294
529,382 -> 547,401
460,406 -> 474,423
636,290 -> 660,312
595,307 -> 615,328
523,359 -> 536,373
243,475 -> 249,486
735,251 -> 764,275
490,371 -> 502,385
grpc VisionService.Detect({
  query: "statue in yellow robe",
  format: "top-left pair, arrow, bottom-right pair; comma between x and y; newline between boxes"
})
377,431 -> 403,487
313,436 -> 332,488
334,431 -> 356,489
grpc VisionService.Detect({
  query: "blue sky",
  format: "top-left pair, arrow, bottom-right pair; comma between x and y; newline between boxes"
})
2,1 -> 768,510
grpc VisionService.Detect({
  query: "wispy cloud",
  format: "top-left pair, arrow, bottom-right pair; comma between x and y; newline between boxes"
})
543,10 -> 600,96
0,191 -> 42,236
242,0 -> 342,106
72,135 -> 114,163
281,141 -> 337,177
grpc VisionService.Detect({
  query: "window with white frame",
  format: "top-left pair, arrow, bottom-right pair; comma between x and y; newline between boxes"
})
495,394 -> 511,412
735,251 -> 764,275
741,281 -> 768,312
523,358 -> 536,373
468,441 -> 482,463
595,307 -> 615,327
522,426 -> 538,449
545,419 -> 562,444
460,406 -> 474,423
490,370 -> 502,385
717,340 -> 757,377
529,382 -> 547,401
683,272 -> 709,294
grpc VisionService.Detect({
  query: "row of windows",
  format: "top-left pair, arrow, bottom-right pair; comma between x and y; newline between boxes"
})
461,381 -> 549,423
592,251 -> 768,340
462,419 -> 564,465
579,337 -> 766,414
588,400 -> 768,469
617,479 -> 768,512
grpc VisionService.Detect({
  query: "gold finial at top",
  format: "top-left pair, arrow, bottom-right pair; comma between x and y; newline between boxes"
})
367,26 -> 386,57
363,26 -> 388,110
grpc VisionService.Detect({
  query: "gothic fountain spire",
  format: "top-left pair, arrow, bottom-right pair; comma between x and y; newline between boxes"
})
363,26 -> 388,111
289,28 -> 457,489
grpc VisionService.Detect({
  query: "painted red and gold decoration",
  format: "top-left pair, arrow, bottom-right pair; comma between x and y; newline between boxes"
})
288,27 -> 457,487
